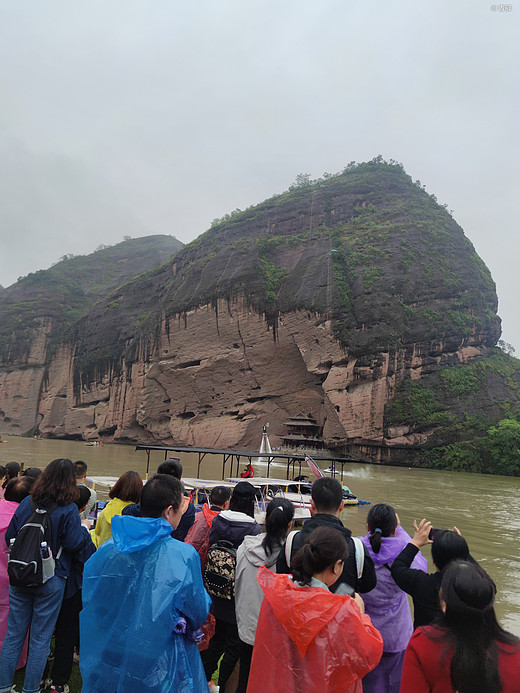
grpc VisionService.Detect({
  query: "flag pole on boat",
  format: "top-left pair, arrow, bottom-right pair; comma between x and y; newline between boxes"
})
305,455 -> 325,479
255,424 -> 273,471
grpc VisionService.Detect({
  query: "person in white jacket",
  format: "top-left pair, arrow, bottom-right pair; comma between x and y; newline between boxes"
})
234,498 -> 294,693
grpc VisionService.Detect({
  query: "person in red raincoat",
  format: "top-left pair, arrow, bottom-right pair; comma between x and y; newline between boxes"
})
185,485 -> 231,570
247,527 -> 383,693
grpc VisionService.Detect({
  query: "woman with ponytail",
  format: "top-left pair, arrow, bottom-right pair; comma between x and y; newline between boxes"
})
359,504 -> 427,693
247,526 -> 383,693
400,560 -> 520,692
234,498 -> 294,693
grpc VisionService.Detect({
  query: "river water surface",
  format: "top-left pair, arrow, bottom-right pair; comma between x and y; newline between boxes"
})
2,436 -> 520,633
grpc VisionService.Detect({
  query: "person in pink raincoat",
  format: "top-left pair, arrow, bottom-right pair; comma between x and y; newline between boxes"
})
247,527 -> 383,693
0,477 -> 35,668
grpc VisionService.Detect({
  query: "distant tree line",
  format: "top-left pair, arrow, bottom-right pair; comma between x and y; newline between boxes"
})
209,157 -> 455,229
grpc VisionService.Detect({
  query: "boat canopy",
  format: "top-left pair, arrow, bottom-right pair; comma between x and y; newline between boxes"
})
182,478 -> 236,489
226,477 -> 311,488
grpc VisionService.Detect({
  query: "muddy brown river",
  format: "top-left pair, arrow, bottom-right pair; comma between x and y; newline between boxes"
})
2,436 -> 519,634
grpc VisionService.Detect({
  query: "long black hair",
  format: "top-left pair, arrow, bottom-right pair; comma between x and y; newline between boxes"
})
262,498 -> 294,556
431,560 -> 519,693
431,530 -> 470,571
367,503 -> 397,553
291,526 -> 349,586
229,482 -> 257,518
31,458 -> 79,507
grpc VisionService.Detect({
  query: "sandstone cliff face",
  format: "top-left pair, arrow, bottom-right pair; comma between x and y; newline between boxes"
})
27,298 -> 510,458
0,235 -> 182,436
1,162 -> 518,462
0,317 -> 53,434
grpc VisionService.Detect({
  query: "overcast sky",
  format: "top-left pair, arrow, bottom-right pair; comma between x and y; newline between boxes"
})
0,1 -> 518,350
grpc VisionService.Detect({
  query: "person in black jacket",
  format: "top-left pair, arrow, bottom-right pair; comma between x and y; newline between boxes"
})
201,481 -> 262,693
276,476 -> 376,594
390,518 -> 471,628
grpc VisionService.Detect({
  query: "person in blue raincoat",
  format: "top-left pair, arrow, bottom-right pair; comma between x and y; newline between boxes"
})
80,474 -> 211,693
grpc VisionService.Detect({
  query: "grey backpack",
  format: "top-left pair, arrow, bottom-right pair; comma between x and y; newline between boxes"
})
285,530 -> 365,589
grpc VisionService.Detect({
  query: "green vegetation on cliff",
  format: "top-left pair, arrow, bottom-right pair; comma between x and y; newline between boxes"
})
416,416 -> 520,476
157,159 -> 500,357
259,258 -> 288,304
385,348 -> 520,474
68,159 -> 504,410
0,235 -> 183,364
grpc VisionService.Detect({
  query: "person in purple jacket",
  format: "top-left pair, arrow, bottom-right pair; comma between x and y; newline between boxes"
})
359,504 -> 427,693
201,481 -> 262,693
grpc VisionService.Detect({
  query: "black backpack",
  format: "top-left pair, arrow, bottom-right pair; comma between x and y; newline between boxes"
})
203,540 -> 237,600
7,501 -> 60,589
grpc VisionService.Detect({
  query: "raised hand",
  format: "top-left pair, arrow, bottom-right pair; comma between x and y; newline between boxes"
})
411,518 -> 433,548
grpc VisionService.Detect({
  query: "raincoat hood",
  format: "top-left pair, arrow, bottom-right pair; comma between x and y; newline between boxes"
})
111,515 -> 173,554
202,503 -> 218,526
257,566 -> 347,657
360,525 -> 427,568
241,533 -> 278,569
0,500 -> 19,522
218,509 -> 257,524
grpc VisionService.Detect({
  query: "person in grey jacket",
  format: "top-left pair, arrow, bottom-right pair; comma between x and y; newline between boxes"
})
234,498 -> 294,693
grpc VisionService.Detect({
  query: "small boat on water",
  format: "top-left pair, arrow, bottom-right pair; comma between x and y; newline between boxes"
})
86,472 -> 368,524
305,455 -> 370,506
86,443 -> 369,520
183,477 -> 309,522
227,476 -> 312,521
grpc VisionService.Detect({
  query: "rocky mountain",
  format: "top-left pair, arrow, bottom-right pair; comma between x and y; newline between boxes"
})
0,235 -> 182,433
1,161 -> 519,471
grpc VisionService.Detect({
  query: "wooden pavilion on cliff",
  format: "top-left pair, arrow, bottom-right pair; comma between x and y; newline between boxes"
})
280,413 -> 324,450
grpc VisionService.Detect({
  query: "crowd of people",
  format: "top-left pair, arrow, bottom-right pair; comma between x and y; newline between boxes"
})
0,460 -> 518,693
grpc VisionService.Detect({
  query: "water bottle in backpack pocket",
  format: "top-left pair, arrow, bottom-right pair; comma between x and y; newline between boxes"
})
40,541 -> 56,582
